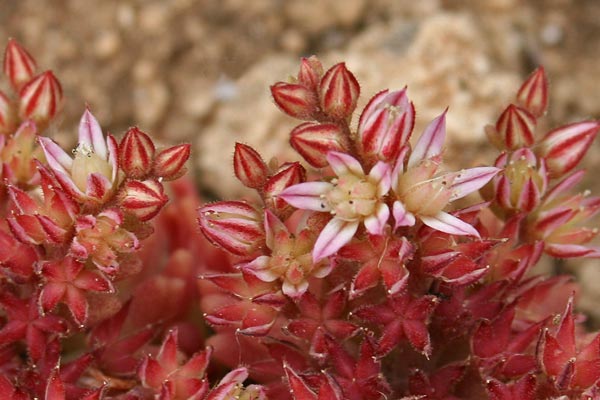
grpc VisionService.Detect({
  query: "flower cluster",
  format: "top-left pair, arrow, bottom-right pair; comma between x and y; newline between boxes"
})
3,37 -> 600,400
0,40 -> 265,400
199,57 -> 600,399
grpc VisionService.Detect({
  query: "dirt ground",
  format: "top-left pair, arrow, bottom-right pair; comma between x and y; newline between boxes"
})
1,0 -> 600,316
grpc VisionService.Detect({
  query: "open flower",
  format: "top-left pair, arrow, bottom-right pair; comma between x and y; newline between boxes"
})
38,109 -> 119,205
279,151 -> 391,262
392,111 -> 500,237
242,210 -> 332,298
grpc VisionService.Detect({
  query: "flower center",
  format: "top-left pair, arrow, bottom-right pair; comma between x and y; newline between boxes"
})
504,157 -> 543,207
396,161 -> 452,216
71,143 -> 113,192
269,233 -> 313,284
325,173 -> 378,221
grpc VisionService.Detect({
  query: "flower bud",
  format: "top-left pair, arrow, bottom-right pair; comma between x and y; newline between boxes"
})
538,121 -> 600,178
153,143 -> 191,181
198,201 -> 265,256
494,148 -> 546,213
297,56 -> 323,91
119,179 -> 168,221
290,122 -> 349,168
517,66 -> 548,118
490,104 -> 536,150
3,38 -> 37,91
318,62 -> 360,121
358,88 -> 415,163
270,82 -> 318,120
233,143 -> 268,189
18,71 -> 63,130
0,90 -> 16,134
263,162 -> 306,215
119,127 -> 155,178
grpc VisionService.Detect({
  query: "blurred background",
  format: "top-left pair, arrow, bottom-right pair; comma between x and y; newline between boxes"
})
1,0 -> 600,316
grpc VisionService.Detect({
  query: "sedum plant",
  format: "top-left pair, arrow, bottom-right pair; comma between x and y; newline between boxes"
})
1,38 -> 600,400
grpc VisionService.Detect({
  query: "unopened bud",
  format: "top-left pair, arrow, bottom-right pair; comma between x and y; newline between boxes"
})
297,56 -> 323,91
517,66 -> 548,118
270,82 -> 318,120
264,162 -> 306,215
198,201 -> 265,256
490,104 -> 536,150
290,122 -> 348,168
318,62 -> 360,121
119,179 -> 168,221
358,89 -> 415,163
153,143 -> 191,181
3,38 -> 37,91
119,127 -> 155,178
538,121 -> 600,178
0,90 -> 16,134
18,71 -> 63,130
233,143 -> 268,189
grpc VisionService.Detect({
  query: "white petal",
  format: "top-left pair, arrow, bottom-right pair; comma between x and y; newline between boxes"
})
279,182 -> 333,211
392,201 -> 416,229
38,137 -> 73,174
313,219 -> 359,263
408,110 -> 447,168
79,109 -> 107,159
264,210 -> 288,250
369,161 -> 392,196
242,256 -> 278,282
449,167 -> 501,201
421,211 -> 480,237
326,151 -> 363,176
364,203 -> 389,235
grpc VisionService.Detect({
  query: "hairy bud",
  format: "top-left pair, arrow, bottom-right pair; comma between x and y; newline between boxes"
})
233,143 -> 268,189
18,71 -> 63,130
318,62 -> 360,121
119,127 -> 155,179
153,143 -> 191,181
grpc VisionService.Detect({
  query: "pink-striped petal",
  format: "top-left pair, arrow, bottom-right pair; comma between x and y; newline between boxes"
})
283,280 -> 310,298
408,109 -> 447,167
38,136 -> 73,174
264,210 -> 288,250
364,203 -> 389,235
421,211 -> 480,237
369,160 -> 392,196
392,201 -> 416,230
85,172 -> 112,200
107,134 -> 118,181
449,167 -> 501,201
242,256 -> 278,282
326,151 -> 363,176
544,170 -> 585,205
78,109 -> 107,159
313,219 -> 359,263
279,182 -> 332,211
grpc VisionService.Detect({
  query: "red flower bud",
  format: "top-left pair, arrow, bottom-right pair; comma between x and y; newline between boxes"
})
290,122 -> 349,168
297,56 -> 323,91
119,179 -> 168,221
270,82 -> 318,120
198,201 -> 265,256
263,162 -> 306,215
491,104 -> 536,150
517,66 -> 548,118
18,71 -> 63,130
319,62 -> 360,121
3,39 -> 37,91
153,143 -> 191,181
233,143 -> 268,189
0,90 -> 16,134
538,121 -> 600,178
358,88 -> 415,163
119,127 -> 155,179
